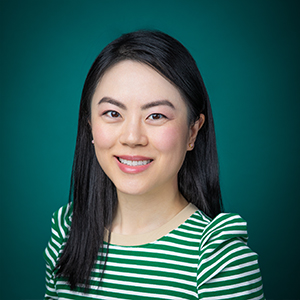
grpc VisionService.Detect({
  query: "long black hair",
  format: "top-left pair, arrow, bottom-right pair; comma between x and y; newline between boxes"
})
56,30 -> 223,290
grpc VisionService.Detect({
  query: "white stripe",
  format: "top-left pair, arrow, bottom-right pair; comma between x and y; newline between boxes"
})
63,205 -> 71,231
106,253 -> 197,268
101,278 -> 197,296
154,240 -> 199,251
199,239 -> 244,263
46,284 -> 57,293
200,276 -> 262,292
104,240 -> 199,251
57,207 -> 66,239
57,203 -> 71,239
167,232 -> 202,243
187,215 -> 209,226
206,228 -> 247,244
197,252 -> 257,285
45,247 -> 56,267
222,260 -> 258,272
197,211 -> 211,223
208,268 -> 260,283
51,227 -> 60,239
55,296 -> 118,300
45,269 -> 51,279
107,245 -> 199,260
176,227 -> 205,236
200,283 -> 263,300
201,215 -> 243,246
199,243 -> 255,269
182,222 -> 206,230
48,241 -> 59,258
95,269 -> 196,286
52,236 -> 61,249
199,238 -> 242,255
94,261 -> 196,277
201,229 -> 247,251
248,293 -> 265,300
190,211 -> 210,224
56,281 -> 196,300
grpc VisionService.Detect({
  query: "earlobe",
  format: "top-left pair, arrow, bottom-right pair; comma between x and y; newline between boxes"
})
187,114 -> 205,151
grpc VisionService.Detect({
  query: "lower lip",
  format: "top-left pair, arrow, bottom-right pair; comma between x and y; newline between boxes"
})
115,157 -> 152,174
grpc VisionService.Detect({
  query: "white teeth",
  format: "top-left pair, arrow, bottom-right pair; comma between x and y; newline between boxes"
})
119,158 -> 151,166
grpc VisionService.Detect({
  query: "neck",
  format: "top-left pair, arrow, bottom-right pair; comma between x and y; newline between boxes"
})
111,188 -> 188,235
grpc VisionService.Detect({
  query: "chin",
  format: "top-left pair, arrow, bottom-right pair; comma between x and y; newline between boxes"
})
117,188 -> 148,197
115,183 -> 153,197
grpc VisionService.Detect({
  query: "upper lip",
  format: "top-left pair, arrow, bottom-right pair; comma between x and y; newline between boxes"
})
116,155 -> 153,161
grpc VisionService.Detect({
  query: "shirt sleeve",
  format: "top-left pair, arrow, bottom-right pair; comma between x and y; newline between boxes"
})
44,203 -> 72,299
197,213 -> 265,299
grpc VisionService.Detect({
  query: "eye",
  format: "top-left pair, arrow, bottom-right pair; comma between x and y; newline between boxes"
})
148,113 -> 166,120
103,110 -> 121,118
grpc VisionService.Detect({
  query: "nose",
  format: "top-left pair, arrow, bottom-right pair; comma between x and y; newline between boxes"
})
119,118 -> 148,147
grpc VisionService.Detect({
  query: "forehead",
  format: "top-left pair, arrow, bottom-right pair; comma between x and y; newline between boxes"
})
92,60 -> 186,108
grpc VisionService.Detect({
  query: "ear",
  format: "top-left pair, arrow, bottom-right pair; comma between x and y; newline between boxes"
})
187,114 -> 205,151
88,119 -> 94,141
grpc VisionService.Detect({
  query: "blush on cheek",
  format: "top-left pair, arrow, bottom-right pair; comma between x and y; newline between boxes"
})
156,127 -> 188,151
93,128 -> 116,148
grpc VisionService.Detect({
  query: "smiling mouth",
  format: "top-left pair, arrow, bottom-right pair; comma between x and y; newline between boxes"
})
118,157 -> 152,166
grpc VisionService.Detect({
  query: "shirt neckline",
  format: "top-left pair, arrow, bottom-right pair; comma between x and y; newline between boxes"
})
104,203 -> 198,246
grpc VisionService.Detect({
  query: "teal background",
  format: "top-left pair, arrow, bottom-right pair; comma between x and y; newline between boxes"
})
1,0 -> 299,299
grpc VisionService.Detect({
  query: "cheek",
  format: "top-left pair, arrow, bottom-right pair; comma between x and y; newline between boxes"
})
92,125 -> 116,171
153,126 -> 189,152
92,125 -> 116,149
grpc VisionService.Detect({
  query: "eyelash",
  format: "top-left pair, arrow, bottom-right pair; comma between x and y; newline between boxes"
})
103,110 -> 121,118
147,113 -> 167,120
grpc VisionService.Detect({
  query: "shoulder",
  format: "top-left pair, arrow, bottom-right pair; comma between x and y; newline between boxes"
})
200,212 -> 248,249
44,203 -> 73,269
185,209 -> 249,250
196,212 -> 264,298
52,202 -> 73,236
197,212 -> 252,280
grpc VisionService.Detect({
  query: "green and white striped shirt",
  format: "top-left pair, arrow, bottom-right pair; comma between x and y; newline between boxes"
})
44,203 -> 264,299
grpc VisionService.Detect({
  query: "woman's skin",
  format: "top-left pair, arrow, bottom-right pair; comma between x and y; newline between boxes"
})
90,60 -> 205,236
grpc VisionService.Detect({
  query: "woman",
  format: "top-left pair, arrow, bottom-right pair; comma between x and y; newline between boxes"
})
44,30 -> 264,299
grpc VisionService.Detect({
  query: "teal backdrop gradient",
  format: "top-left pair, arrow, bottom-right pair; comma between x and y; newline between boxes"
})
1,0 -> 299,299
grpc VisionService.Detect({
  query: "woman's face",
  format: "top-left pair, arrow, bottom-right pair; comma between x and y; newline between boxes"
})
90,60 -> 202,198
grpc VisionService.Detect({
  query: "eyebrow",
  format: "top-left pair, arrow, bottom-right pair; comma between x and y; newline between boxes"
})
141,100 -> 175,110
98,97 -> 175,110
98,97 -> 127,110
